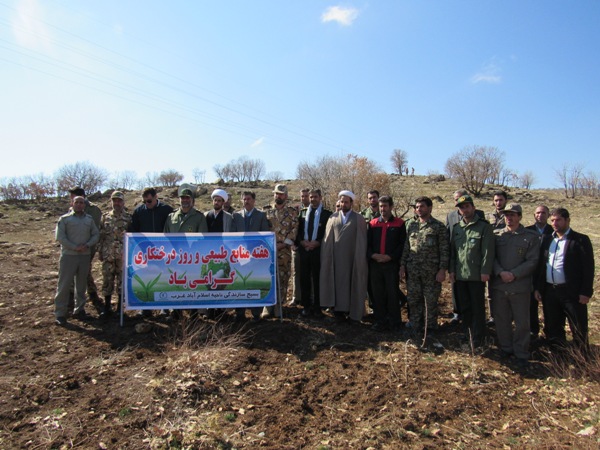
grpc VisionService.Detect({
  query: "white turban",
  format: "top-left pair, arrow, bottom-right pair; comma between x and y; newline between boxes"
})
338,190 -> 355,201
211,189 -> 229,202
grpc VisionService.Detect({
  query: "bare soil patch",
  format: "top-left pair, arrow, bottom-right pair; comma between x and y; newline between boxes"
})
0,185 -> 599,449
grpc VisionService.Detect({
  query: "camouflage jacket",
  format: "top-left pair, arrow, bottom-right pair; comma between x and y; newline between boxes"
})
98,210 -> 132,262
401,216 -> 450,271
266,203 -> 298,248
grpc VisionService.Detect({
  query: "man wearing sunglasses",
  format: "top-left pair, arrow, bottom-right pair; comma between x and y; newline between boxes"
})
129,187 -> 174,318
130,187 -> 174,233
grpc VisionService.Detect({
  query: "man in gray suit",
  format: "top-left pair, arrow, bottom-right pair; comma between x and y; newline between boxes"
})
238,191 -> 270,232
235,191 -> 270,321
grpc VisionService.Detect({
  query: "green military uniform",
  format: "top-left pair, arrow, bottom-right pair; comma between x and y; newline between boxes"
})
266,203 -> 298,309
84,201 -> 102,296
360,206 -> 380,222
163,208 -> 208,233
401,216 -> 450,330
98,209 -> 132,298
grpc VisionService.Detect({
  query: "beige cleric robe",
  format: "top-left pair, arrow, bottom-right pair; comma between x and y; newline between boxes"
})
320,210 -> 368,321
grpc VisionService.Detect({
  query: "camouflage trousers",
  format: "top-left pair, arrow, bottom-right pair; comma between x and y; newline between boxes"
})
406,267 -> 442,330
276,249 -> 292,306
101,257 -> 123,297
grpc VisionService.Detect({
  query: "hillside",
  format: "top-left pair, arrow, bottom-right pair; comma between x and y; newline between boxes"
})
0,178 -> 598,449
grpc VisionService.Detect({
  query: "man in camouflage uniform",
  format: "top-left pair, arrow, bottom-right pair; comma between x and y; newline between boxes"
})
400,196 -> 450,333
263,184 -> 298,318
68,187 -> 102,304
98,191 -> 132,319
360,190 -> 381,222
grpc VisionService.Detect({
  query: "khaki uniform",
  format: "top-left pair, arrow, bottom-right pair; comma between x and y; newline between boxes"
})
266,203 -> 298,307
98,210 -> 132,297
401,217 -> 450,330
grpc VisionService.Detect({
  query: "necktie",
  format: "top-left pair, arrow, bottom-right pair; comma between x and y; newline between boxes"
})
307,208 -> 315,240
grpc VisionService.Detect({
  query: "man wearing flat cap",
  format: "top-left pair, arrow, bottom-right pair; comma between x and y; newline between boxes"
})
164,188 -> 208,233
491,203 -> 539,369
98,191 -> 132,319
449,194 -> 495,347
263,184 -> 298,318
320,190 -> 368,323
206,189 -> 238,232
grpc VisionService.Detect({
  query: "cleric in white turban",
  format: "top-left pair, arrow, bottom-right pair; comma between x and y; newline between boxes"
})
338,190 -> 355,201
211,189 -> 229,202
320,188 -> 367,322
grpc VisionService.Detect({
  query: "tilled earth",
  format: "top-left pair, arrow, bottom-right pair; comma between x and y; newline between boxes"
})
0,199 -> 598,449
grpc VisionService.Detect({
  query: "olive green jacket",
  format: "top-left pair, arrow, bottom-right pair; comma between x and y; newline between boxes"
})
449,215 -> 495,281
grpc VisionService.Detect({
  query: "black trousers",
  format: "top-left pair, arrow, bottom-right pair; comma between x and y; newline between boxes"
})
542,283 -> 588,350
369,261 -> 403,327
299,246 -> 321,311
455,280 -> 486,344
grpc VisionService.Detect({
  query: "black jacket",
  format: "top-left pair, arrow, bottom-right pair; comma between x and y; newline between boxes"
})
130,201 -> 174,232
536,229 -> 595,299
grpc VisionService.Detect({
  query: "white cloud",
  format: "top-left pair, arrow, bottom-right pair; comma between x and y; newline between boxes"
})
321,6 -> 359,26
470,59 -> 502,84
251,137 -> 265,148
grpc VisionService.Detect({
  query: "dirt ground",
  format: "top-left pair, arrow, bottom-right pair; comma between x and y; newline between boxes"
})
0,188 -> 599,449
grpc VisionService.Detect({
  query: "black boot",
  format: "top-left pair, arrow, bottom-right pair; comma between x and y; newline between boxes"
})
100,295 -> 112,319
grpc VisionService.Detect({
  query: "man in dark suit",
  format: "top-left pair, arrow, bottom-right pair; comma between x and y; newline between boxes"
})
534,208 -> 594,353
525,205 -> 553,338
296,189 -> 332,317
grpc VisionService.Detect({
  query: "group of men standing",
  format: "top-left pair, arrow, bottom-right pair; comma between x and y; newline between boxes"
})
53,184 -> 595,364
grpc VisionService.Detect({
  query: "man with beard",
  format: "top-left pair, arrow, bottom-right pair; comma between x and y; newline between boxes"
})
491,204 -> 539,369
368,195 -> 406,331
206,189 -> 238,232
534,208 -> 594,354
290,188 -> 311,306
525,205 -> 553,339
400,196 -> 449,335
361,190 -> 381,222
297,189 -> 332,317
449,194 -> 495,347
263,184 -> 298,318
445,189 -> 486,324
320,190 -> 368,323
98,191 -> 132,319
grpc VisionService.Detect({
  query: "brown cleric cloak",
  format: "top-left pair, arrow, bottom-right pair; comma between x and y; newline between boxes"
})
319,210 -> 368,321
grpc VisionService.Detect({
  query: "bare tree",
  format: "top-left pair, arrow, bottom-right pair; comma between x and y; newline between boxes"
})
214,157 -> 266,183
265,171 -> 284,182
296,154 -> 389,209
192,168 -> 206,184
158,170 -> 184,187
390,149 -> 408,175
518,171 -> 536,190
108,171 -> 138,190
54,161 -> 108,195
580,171 -> 600,197
141,171 -> 161,189
555,163 -> 584,198
444,145 -> 505,196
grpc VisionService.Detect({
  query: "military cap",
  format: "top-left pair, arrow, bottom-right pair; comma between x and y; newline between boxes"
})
111,191 -> 125,200
179,188 -> 194,197
273,184 -> 288,194
500,203 -> 522,214
455,194 -> 474,207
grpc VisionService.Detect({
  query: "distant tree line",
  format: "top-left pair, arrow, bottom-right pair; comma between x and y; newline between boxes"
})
1,149 -> 597,201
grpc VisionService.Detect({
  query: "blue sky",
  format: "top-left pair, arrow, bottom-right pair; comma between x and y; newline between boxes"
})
1,0 -> 599,188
